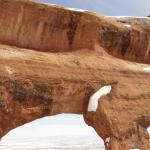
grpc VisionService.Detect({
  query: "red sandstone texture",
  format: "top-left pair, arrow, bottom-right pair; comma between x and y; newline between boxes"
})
0,0 -> 150,150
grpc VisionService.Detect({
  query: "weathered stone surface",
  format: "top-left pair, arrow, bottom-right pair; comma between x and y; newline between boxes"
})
100,16 -> 150,64
0,0 -> 149,150
0,0 -> 149,63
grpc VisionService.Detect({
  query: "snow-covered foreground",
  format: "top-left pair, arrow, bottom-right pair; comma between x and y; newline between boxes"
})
0,114 -> 104,150
0,136 -> 104,150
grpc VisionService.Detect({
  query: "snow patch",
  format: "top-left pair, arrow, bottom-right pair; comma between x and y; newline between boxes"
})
147,127 -> 150,141
88,85 -> 112,112
48,3 -> 57,6
66,7 -> 87,12
124,24 -> 131,28
5,66 -> 14,75
105,137 -> 110,143
106,16 -> 150,19
143,67 -> 150,72
104,137 -> 110,147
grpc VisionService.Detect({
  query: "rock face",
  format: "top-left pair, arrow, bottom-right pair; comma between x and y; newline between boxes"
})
0,0 -> 150,63
0,0 -> 149,150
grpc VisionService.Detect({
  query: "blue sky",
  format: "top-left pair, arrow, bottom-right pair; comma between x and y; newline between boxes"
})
37,0 -> 150,16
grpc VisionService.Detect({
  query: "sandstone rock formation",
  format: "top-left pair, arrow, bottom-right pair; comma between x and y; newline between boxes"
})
0,0 -> 149,150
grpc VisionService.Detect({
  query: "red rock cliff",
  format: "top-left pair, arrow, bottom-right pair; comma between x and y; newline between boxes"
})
0,1 -> 150,150
0,0 -> 149,63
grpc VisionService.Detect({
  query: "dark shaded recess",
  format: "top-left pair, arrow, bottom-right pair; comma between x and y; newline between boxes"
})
0,101 -> 7,110
0,86 -> 6,101
0,79 -> 53,103
119,21 -> 127,24
0,0 -> 8,5
34,84 -> 53,102
67,13 -> 81,46
3,80 -> 33,102
85,85 -> 95,97
121,30 -> 131,56
136,116 -> 150,128
119,128 -> 135,140
99,25 -> 120,49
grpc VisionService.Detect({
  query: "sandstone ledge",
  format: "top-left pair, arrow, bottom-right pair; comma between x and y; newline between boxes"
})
0,1 -> 150,150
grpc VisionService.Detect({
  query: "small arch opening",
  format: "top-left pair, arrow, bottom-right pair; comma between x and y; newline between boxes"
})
0,114 -> 104,150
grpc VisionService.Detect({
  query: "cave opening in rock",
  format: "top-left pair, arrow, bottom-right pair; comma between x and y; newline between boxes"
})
0,114 -> 104,150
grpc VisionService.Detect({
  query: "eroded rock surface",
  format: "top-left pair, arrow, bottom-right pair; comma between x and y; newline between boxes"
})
0,0 -> 149,150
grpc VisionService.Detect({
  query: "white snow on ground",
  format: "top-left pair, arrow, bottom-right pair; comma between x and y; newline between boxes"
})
88,85 -> 112,112
4,66 -> 14,75
144,67 -> 150,72
124,24 -> 131,28
0,136 -> 104,150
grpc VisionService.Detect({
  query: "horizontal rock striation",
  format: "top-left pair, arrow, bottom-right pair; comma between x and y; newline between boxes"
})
0,0 -> 101,51
0,0 -> 150,150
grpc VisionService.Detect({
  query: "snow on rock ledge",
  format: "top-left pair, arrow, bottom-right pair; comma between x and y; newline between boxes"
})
144,67 -> 150,72
107,16 -> 150,25
148,127 -> 150,141
87,85 -> 111,112
65,7 -> 88,12
124,24 -> 131,28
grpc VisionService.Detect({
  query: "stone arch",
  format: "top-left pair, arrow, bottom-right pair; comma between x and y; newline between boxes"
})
0,114 -> 104,149
0,1 -> 149,150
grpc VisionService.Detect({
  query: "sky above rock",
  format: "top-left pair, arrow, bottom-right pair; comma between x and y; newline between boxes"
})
37,0 -> 150,16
